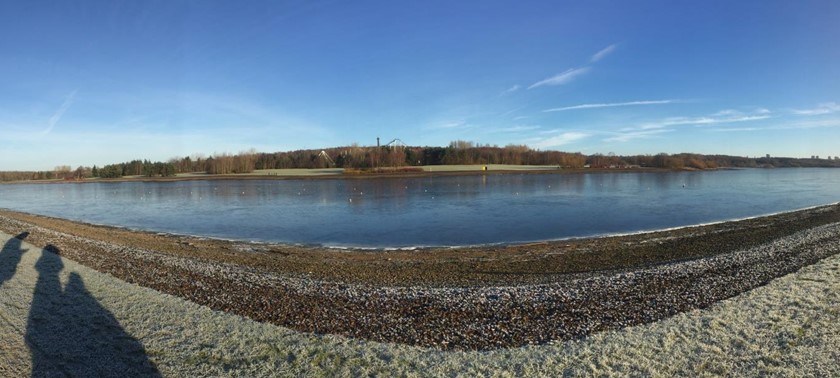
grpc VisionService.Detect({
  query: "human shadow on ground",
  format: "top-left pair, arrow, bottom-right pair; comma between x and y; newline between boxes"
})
0,232 -> 29,288
25,244 -> 161,377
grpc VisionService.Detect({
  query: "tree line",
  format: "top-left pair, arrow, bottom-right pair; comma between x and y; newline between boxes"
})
246,142 -> 589,170
2,142 -> 840,182
95,160 -> 177,178
0,165 -> 89,182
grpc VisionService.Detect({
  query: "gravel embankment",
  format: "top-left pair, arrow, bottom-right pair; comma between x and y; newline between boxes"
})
1,205 -> 839,350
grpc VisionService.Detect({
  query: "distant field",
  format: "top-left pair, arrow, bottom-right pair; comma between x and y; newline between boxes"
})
420,164 -> 562,172
5,165 -> 603,184
251,165 -> 564,176
261,164 -> 564,175
178,165 -> 565,178
241,168 -> 346,177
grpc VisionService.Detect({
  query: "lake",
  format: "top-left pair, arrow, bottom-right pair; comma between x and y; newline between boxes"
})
1,168 -> 838,248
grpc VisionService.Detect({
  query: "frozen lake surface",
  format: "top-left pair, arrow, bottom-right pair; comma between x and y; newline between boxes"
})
1,168 -> 838,248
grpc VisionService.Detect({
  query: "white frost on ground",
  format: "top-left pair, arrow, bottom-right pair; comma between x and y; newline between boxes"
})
1,232 -> 838,377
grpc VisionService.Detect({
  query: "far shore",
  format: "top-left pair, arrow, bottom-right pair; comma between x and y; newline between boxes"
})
2,164 -> 727,184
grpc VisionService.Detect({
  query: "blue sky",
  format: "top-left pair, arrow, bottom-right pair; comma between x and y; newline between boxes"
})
1,0 -> 839,170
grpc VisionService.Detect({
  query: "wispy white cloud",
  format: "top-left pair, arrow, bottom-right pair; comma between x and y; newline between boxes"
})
5,89 -> 338,170
712,109 -> 740,117
524,44 -> 614,92
792,102 -> 840,116
604,129 -> 671,143
499,106 -> 524,117
528,67 -> 590,89
636,113 -> 771,130
708,127 -> 761,132
427,120 -> 475,130
605,108 -> 772,142
590,44 -> 617,62
709,117 -> 840,132
775,118 -> 840,130
713,108 -> 772,117
80,89 -> 331,139
530,131 -> 590,149
42,89 -> 78,135
513,115 -> 529,121
805,118 -> 840,128
500,85 -> 521,96
497,125 -> 541,133
543,100 -> 674,113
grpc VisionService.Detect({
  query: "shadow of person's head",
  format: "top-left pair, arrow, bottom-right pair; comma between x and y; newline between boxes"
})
1,231 -> 32,287
34,244 -> 64,275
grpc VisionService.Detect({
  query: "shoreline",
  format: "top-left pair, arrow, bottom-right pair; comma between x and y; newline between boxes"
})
1,205 -> 839,350
8,202 -> 835,252
3,203 -> 840,285
1,165 -> 735,185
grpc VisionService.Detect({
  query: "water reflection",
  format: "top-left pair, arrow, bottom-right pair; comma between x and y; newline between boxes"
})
551,174 -> 586,195
632,171 -> 707,191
